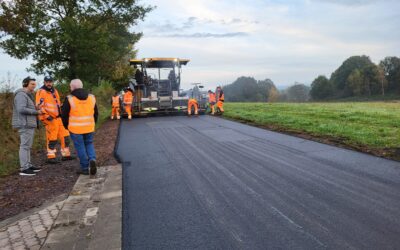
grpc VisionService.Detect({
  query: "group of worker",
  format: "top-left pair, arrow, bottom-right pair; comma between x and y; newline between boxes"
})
187,86 -> 224,116
110,87 -> 134,120
111,85 -> 224,118
12,76 -> 98,176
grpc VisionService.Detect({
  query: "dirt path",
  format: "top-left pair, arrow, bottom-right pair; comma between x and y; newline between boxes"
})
0,120 -> 120,221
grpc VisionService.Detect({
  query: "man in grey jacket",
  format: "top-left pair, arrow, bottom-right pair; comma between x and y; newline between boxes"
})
12,76 -> 43,176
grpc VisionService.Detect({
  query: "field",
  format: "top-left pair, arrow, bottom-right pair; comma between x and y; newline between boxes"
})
223,102 -> 400,159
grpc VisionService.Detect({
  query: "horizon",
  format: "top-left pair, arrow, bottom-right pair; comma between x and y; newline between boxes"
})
1,0 -> 399,90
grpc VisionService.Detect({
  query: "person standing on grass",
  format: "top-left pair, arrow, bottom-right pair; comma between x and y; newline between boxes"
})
61,79 -> 98,176
12,76 -> 43,176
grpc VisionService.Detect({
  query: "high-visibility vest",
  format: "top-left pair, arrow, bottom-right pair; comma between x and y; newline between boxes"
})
208,93 -> 216,103
67,94 -> 96,134
112,96 -> 120,108
36,88 -> 61,119
124,91 -> 133,105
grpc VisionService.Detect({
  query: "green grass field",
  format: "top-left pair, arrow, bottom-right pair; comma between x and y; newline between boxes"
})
223,102 -> 400,153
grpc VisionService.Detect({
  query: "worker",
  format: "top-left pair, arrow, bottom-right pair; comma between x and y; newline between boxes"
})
61,79 -> 98,175
134,65 -> 144,85
36,76 -> 72,163
123,87 -> 134,119
187,97 -> 199,116
208,90 -> 216,115
216,86 -> 224,114
111,91 -> 120,120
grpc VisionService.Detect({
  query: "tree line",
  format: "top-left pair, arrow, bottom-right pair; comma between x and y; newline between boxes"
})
223,55 -> 400,102
310,55 -> 400,100
223,77 -> 311,102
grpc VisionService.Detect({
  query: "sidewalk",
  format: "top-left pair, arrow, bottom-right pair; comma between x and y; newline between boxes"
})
0,164 -> 122,250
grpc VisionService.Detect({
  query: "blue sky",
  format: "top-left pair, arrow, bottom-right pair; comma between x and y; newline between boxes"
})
1,0 -> 399,90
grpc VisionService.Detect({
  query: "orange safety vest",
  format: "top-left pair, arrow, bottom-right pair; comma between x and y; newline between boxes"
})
124,91 -> 133,105
67,94 -> 96,134
208,93 -> 216,103
36,88 -> 61,119
112,96 -> 120,107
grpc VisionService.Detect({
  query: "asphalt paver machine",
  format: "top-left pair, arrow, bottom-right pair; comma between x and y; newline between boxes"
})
128,57 -> 190,115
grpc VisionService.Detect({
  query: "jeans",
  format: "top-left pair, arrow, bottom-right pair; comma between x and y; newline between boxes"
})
70,132 -> 96,171
18,128 -> 35,171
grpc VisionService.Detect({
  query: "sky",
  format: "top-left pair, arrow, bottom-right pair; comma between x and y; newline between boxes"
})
1,0 -> 399,90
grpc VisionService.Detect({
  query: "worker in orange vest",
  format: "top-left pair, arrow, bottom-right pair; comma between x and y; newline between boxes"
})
208,90 -> 216,115
123,87 -> 134,119
61,79 -> 98,175
111,92 -> 120,120
36,76 -> 72,163
216,86 -> 224,114
188,97 -> 199,116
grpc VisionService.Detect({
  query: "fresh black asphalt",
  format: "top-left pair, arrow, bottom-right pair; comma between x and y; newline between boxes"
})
116,115 -> 400,249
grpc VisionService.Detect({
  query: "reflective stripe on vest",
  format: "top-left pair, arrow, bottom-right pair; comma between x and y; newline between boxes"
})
67,94 -> 96,134
37,89 -> 61,117
112,96 -> 120,107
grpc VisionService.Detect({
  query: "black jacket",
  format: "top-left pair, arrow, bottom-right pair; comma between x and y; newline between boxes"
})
61,88 -> 98,130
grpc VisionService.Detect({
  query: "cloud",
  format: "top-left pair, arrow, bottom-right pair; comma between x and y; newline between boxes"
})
156,32 -> 248,38
310,0 -> 387,5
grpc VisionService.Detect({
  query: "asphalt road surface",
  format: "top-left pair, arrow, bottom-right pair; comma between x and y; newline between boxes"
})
116,115 -> 400,249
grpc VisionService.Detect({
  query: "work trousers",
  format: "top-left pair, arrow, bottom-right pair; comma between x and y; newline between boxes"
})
18,128 -> 35,171
125,104 -> 132,117
44,117 -> 70,159
188,101 -> 198,115
209,102 -> 216,114
111,106 -> 120,119
70,132 -> 96,171
217,101 -> 224,112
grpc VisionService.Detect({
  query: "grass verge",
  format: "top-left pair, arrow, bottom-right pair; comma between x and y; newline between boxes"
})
223,102 -> 400,160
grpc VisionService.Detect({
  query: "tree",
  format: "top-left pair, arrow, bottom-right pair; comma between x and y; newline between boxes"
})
379,56 -> 400,94
330,55 -> 374,97
310,75 -> 332,100
286,83 -> 310,102
0,0 -> 152,85
346,69 -> 363,96
223,77 -> 278,102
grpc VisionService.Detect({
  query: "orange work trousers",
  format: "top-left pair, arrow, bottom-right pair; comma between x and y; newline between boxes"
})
209,102 -> 216,114
44,117 -> 71,159
125,104 -> 132,118
188,100 -> 198,115
217,101 -> 224,112
111,107 -> 120,119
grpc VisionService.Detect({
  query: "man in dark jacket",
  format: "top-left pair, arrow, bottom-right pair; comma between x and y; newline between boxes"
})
12,76 -> 43,176
61,79 -> 98,175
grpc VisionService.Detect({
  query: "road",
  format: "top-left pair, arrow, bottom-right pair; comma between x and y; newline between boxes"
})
116,115 -> 400,249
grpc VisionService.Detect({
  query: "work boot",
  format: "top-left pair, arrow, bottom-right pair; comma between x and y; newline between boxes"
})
61,155 -> 76,161
46,158 -> 60,164
89,160 -> 97,176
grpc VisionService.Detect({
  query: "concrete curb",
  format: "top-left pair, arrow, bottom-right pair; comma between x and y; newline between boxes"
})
41,164 -> 122,250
